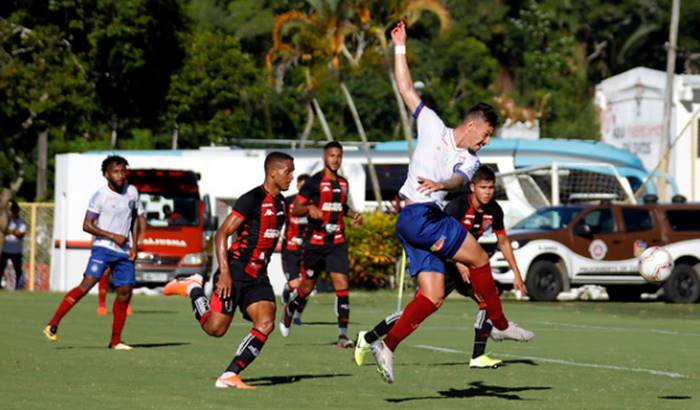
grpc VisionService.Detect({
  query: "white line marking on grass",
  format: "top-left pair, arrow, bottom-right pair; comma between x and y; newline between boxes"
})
535,321 -> 700,337
414,344 -> 687,379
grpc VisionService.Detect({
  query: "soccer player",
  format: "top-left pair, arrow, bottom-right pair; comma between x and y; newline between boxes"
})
43,155 -> 145,350
279,141 -> 363,348
355,165 -> 528,369
162,152 -> 294,389
368,22 -> 533,384
280,173 -> 310,325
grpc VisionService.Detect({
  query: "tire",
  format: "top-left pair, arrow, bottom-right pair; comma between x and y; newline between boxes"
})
525,260 -> 564,301
663,264 -> 700,303
606,286 -> 642,302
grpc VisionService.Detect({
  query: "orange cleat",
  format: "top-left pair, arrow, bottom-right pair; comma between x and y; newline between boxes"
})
215,374 -> 256,390
97,306 -> 108,315
163,274 -> 203,297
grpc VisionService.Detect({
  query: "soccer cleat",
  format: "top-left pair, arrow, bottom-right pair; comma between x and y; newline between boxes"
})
43,325 -> 58,342
354,331 -> 370,366
108,342 -> 133,350
469,353 -> 503,369
278,319 -> 291,338
336,335 -> 354,349
163,274 -> 203,297
370,341 -> 394,384
490,322 -> 534,342
97,306 -> 108,315
215,373 -> 256,390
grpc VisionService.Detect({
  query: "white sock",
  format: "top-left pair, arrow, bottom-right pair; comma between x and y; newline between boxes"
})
187,283 -> 202,297
220,371 -> 237,379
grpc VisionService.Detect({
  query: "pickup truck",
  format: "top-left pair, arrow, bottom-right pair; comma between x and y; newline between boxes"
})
488,202 -> 700,303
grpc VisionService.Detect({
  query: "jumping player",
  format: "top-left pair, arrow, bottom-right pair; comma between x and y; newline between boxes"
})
43,155 -> 145,350
279,142 -> 362,348
280,173 -> 310,325
355,165 -> 528,369
369,22 -> 533,384
162,152 -> 294,389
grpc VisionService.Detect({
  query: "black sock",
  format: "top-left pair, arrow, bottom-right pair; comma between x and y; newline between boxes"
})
335,291 -> 350,337
472,308 -> 492,358
226,328 -> 267,374
189,286 -> 210,323
284,288 -> 307,326
281,284 -> 291,305
365,311 -> 401,344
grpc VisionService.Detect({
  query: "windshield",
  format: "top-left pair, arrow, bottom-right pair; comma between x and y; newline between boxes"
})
139,193 -> 199,227
514,207 -> 581,231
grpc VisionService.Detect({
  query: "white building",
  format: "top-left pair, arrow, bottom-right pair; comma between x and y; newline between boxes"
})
596,67 -> 700,200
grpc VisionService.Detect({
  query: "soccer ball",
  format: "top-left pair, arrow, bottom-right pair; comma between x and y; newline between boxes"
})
638,246 -> 674,283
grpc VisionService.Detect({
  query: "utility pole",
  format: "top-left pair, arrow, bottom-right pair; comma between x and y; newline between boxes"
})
658,0 -> 680,201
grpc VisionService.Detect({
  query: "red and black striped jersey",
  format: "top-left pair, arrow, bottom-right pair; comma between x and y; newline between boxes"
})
282,195 -> 308,253
444,193 -> 505,240
296,171 -> 349,247
229,186 -> 286,278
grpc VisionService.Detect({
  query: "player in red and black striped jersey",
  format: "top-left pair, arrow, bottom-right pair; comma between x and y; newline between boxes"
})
355,166 -> 529,369
280,174 -> 310,323
280,141 -> 363,348
163,152 -> 294,389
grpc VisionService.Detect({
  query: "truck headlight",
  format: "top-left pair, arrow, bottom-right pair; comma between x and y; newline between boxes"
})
180,252 -> 206,266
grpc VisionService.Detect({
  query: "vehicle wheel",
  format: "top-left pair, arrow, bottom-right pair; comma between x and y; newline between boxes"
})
525,260 -> 564,301
606,286 -> 642,302
663,264 -> 700,303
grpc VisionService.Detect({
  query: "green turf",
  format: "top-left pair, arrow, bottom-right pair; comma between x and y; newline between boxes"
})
1,290 -> 698,409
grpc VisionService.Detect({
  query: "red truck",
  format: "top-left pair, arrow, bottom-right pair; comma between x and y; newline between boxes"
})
127,169 -> 216,286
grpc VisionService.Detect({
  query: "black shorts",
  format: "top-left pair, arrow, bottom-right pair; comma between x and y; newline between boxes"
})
281,250 -> 303,281
302,242 -> 349,279
444,263 -> 474,299
210,267 -> 275,321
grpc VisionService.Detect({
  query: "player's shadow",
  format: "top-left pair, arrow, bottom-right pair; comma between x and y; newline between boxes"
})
658,396 -> 692,400
54,342 -> 190,350
386,381 -> 551,403
244,373 -> 352,386
501,359 -> 539,367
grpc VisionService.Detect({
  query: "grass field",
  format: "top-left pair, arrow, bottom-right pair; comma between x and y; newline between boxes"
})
1,290 -> 698,409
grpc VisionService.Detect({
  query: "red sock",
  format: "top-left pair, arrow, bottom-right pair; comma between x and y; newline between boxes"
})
469,264 -> 508,330
111,299 -> 129,345
383,294 -> 437,351
48,287 -> 86,327
98,274 -> 109,308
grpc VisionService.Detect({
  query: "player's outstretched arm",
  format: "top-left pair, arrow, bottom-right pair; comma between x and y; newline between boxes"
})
214,212 -> 244,299
496,233 -> 527,294
392,21 -> 421,114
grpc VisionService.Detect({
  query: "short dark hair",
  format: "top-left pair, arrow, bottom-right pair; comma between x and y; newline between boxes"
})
465,102 -> 499,128
101,155 -> 128,174
471,165 -> 496,184
324,141 -> 343,151
10,200 -> 20,214
297,173 -> 310,183
264,151 -> 294,172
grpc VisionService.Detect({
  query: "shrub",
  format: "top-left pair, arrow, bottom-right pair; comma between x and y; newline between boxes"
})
345,212 -> 402,289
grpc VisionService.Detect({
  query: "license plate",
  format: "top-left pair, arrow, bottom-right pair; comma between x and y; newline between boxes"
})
142,272 -> 169,282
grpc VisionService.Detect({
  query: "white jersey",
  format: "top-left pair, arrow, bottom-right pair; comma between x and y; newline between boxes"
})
87,184 -> 144,254
399,105 -> 480,209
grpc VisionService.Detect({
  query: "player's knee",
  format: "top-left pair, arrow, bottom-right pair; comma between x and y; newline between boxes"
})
206,325 -> 228,338
256,319 -> 275,335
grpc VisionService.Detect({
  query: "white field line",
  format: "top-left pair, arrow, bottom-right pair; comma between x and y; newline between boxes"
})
414,344 -> 687,379
535,321 -> 700,337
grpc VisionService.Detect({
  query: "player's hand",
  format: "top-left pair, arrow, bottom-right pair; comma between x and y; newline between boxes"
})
128,247 -> 137,261
417,177 -> 444,194
112,234 -> 128,246
216,269 -> 233,299
350,212 -> 363,227
513,275 -> 527,295
308,205 -> 323,220
391,21 -> 407,46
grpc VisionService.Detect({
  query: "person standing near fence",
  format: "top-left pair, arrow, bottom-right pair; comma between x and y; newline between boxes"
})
1,201 -> 27,290
43,155 -> 145,350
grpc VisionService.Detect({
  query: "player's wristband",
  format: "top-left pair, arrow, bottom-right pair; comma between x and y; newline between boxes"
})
394,45 -> 406,55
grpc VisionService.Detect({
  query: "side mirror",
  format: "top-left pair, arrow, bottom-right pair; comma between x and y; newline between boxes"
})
574,223 -> 592,237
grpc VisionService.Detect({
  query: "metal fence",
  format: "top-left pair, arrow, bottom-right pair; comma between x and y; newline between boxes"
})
1,202 -> 53,291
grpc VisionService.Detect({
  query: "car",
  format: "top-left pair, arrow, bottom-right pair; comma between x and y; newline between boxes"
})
487,201 -> 700,303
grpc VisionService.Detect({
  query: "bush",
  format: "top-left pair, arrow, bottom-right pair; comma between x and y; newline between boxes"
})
345,212 -> 402,289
